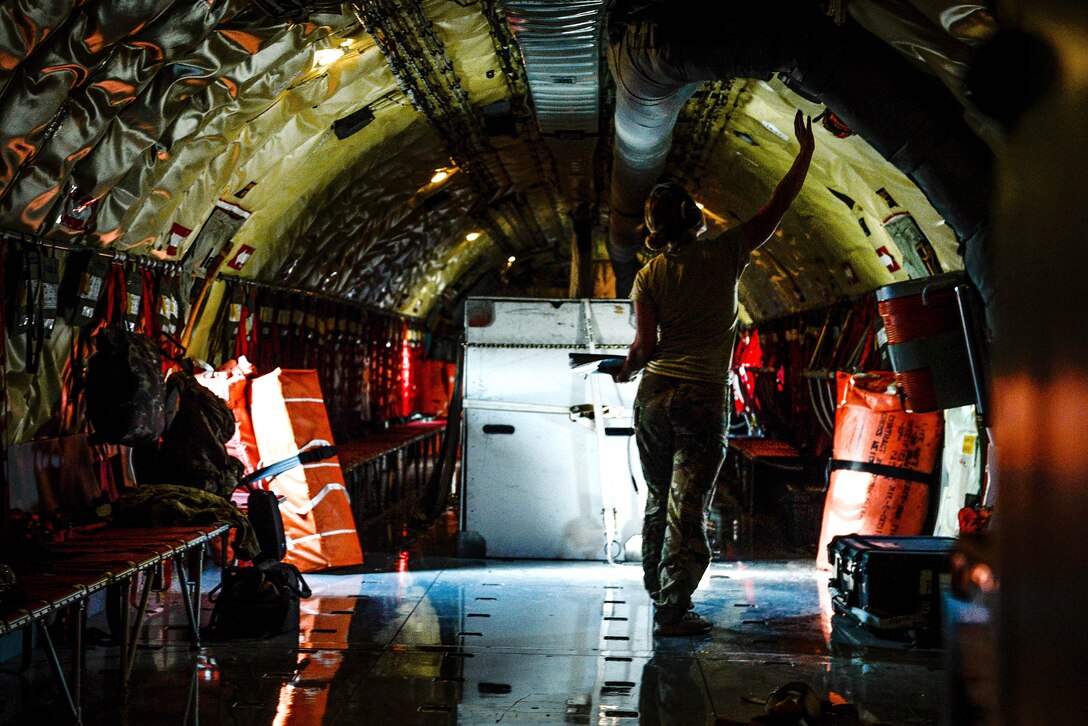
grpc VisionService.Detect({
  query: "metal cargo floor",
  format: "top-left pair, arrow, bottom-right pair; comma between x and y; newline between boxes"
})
1,533 -> 946,725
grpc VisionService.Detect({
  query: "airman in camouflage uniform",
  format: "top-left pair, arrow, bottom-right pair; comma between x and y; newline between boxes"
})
614,112 -> 815,636
635,372 -> 728,612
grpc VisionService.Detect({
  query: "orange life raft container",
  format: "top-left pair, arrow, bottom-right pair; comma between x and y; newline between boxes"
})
816,372 -> 943,570
249,368 -> 363,572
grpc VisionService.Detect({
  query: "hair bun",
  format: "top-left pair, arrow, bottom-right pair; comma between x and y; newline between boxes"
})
644,230 -> 669,251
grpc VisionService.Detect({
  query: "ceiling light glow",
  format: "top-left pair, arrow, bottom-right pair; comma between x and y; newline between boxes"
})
760,120 -> 790,142
465,231 -> 481,241
314,48 -> 345,67
430,170 -> 449,184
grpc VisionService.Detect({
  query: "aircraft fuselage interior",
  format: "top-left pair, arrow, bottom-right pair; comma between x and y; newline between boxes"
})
1,1 -> 1085,724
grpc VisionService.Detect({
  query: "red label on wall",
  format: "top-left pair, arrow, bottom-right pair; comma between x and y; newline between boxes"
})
875,245 -> 901,273
227,244 -> 255,271
165,222 -> 191,257
60,186 -> 99,231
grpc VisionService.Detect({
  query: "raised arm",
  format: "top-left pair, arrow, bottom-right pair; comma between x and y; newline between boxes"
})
614,300 -> 657,383
740,110 -> 815,253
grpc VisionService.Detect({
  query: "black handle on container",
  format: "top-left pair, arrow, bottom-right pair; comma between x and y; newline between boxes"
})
482,424 -> 515,435
239,445 -> 338,492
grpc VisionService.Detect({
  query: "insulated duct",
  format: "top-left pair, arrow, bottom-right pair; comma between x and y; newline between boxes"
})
504,0 -> 606,205
605,0 -> 994,305
503,1 -> 608,295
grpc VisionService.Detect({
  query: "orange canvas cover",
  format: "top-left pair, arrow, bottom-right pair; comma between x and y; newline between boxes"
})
816,372 -> 943,569
194,357 -> 260,474
416,359 -> 456,416
249,368 -> 363,572
272,596 -> 357,724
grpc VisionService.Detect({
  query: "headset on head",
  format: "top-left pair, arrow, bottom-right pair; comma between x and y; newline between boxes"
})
644,182 -> 705,250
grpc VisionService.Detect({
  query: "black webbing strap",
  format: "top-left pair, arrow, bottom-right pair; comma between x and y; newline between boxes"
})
123,266 -> 143,332
18,244 -> 44,374
238,445 -> 338,492
40,253 -> 58,342
69,251 -> 109,327
158,270 -> 181,337
829,459 -> 935,486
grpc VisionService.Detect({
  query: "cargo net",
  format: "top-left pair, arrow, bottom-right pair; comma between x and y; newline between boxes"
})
206,279 -> 427,441
464,343 -> 629,349
730,295 -> 881,454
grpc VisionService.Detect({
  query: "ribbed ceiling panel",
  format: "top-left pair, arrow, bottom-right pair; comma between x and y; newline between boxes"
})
503,0 -> 605,136
502,0 -> 606,214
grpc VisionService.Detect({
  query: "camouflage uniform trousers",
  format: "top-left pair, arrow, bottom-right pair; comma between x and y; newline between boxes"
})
634,371 -> 728,610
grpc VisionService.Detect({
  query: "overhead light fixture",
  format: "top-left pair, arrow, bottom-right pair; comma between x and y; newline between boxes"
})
465,231 -> 481,241
760,120 -> 790,142
332,105 -> 374,140
339,39 -> 354,49
734,130 -> 758,146
507,256 -> 516,264
430,170 -> 449,184
314,48 -> 345,67
695,202 -> 705,209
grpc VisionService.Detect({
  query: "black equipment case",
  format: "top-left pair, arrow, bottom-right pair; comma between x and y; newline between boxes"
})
827,534 -> 956,634
204,448 -> 334,641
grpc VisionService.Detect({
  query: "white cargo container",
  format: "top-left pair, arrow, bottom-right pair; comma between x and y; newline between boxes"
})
461,298 -> 647,560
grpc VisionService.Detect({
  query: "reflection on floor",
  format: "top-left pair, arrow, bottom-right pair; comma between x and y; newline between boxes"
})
1,553 -> 947,725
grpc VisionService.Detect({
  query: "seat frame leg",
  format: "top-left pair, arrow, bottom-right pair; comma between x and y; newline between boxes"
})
37,617 -> 81,724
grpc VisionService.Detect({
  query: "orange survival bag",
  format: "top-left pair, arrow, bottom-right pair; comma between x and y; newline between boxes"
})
249,368 -> 363,572
816,372 -> 943,570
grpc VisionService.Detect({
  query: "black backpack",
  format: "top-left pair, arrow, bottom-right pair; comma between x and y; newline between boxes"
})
133,372 -> 243,498
206,560 -> 311,639
85,328 -> 166,446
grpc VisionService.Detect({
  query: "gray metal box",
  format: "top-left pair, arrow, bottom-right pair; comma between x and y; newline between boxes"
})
462,298 -> 646,560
